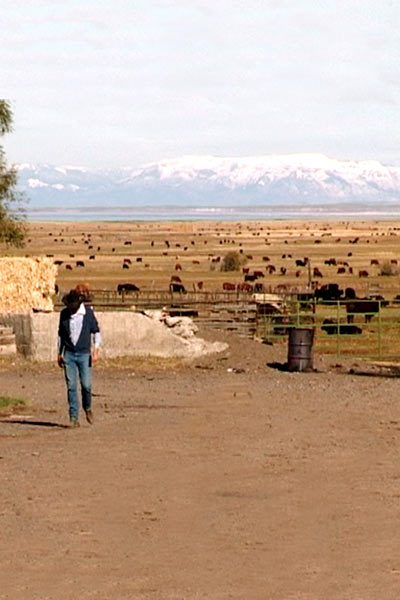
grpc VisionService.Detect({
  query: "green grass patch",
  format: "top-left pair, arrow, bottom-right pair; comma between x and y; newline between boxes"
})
0,396 -> 26,409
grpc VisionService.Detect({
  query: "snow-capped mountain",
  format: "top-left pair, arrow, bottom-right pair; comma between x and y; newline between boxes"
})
15,154 -> 400,209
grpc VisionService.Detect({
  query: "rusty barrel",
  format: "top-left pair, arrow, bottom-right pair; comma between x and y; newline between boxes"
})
287,328 -> 314,372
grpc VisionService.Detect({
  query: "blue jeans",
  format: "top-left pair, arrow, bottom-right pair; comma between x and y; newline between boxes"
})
63,351 -> 92,420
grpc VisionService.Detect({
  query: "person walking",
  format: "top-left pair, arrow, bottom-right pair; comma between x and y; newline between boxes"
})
57,289 -> 102,427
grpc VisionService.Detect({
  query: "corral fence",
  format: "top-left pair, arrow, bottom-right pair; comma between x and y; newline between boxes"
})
255,297 -> 400,360
55,289 -> 259,338
55,289 -> 400,359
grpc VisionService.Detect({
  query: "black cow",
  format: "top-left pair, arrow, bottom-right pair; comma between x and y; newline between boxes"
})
169,283 -> 186,293
117,283 -> 140,294
346,300 -> 380,323
322,318 -> 362,335
76,261 -> 85,267
315,283 -> 343,302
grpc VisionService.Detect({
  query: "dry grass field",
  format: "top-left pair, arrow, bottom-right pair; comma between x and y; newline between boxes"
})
2,219 -> 400,298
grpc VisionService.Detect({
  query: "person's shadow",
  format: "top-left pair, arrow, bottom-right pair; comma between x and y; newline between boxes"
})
0,418 -> 69,428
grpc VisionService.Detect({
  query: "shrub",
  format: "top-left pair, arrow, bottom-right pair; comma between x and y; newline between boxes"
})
220,251 -> 245,272
379,261 -> 398,276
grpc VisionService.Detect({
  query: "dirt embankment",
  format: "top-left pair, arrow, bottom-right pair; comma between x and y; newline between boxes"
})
1,330 -> 400,600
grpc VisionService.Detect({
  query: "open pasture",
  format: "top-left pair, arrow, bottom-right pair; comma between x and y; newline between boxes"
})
4,219 -> 400,299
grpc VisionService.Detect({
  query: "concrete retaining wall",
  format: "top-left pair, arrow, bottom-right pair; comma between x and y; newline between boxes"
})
0,311 -> 226,361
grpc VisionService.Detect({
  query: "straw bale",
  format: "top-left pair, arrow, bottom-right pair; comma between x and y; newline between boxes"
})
0,257 -> 57,312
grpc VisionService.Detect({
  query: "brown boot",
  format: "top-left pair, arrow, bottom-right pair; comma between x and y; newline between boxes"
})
85,409 -> 94,425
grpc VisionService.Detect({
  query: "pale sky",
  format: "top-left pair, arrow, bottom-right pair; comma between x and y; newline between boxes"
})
1,0 -> 400,168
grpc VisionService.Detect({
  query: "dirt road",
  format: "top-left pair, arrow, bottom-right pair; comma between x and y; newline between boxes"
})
1,331 -> 400,599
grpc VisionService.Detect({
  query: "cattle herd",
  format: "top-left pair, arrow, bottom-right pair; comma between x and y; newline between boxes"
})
11,220 -> 400,338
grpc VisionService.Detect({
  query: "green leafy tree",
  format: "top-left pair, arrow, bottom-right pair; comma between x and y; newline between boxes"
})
0,100 -> 26,247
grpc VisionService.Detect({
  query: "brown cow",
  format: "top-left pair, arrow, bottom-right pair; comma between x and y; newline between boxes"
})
313,267 -> 323,278
237,282 -> 253,293
358,270 -> 369,277
222,282 -> 235,291
170,275 -> 182,283
175,263 -> 182,271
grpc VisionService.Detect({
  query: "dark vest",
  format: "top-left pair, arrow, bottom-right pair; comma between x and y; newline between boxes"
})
58,306 -> 100,354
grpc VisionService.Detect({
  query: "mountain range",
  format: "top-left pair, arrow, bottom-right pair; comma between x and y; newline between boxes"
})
15,154 -> 400,209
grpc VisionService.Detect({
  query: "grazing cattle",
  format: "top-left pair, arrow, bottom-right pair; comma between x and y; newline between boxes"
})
337,267 -> 346,274
369,294 -> 389,308
245,274 -> 257,282
175,263 -> 182,271
165,240 -> 170,248
46,254 -> 54,258
295,259 -> 306,267
370,259 -> 379,266
358,270 -> 369,277
391,259 -> 398,265
237,282 -> 253,293
151,241 -> 154,247
76,261 -> 85,267
281,254 -> 286,259
169,283 -> 186,293
123,258 -> 132,264
122,263 -> 130,269
315,283 -> 343,302
346,300 -> 379,323
246,255 -> 253,260
192,260 -> 200,264
65,264 -> 73,270
75,284 -> 91,301
254,282 -> 264,292
170,275 -> 182,283
69,254 -> 75,258
89,255 -> 95,260
295,270 -> 301,278
262,256 -> 270,262
222,282 -> 236,291
117,283 -> 140,294
322,319 -> 362,335
266,265 -> 276,274
54,260 -> 63,266
313,267 -> 323,278
253,271 -> 264,278
324,258 -> 337,266
124,241 -> 132,245
112,248 -> 115,252
344,287 -> 356,299
280,267 -> 287,275
197,281 -> 204,290
136,257 -> 142,262
242,267 -> 249,274
348,267 -> 353,274
347,252 -> 352,257
163,252 -> 168,256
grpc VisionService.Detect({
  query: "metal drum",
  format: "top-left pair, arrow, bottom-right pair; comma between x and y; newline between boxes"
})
287,328 -> 314,372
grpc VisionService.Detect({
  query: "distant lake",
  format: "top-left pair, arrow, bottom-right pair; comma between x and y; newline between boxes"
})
25,204 -> 400,222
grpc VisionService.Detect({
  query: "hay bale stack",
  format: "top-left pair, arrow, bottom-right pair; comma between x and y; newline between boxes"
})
0,257 -> 57,312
